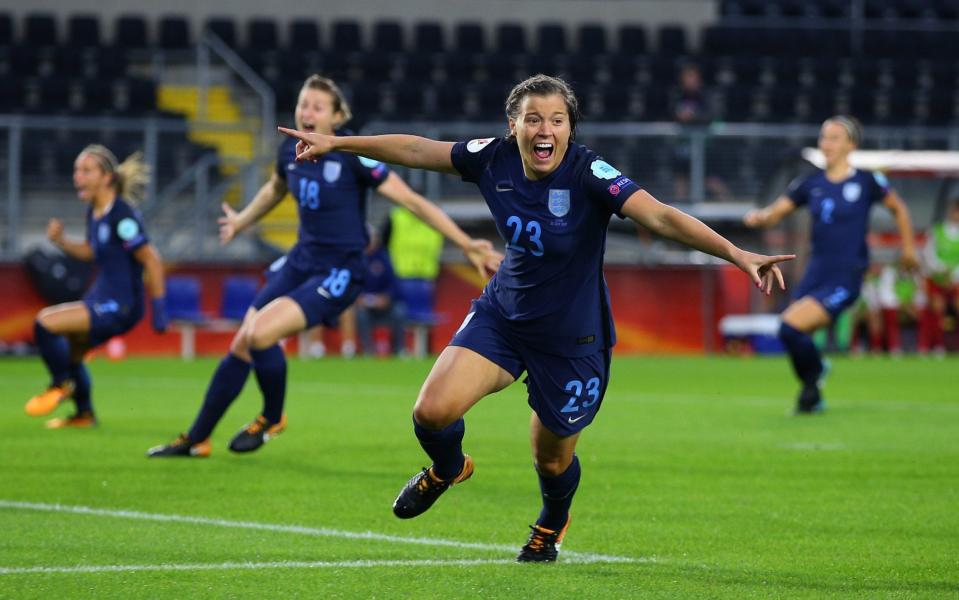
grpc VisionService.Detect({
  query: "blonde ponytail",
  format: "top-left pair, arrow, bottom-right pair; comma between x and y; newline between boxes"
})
115,151 -> 150,204
79,144 -> 151,204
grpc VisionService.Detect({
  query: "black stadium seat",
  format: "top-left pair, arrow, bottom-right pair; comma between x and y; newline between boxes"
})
372,21 -> 404,53
204,17 -> 237,47
78,77 -> 114,115
537,23 -> 567,54
657,25 -> 687,57
413,22 -> 444,54
158,16 -> 191,50
436,52 -> 476,83
577,24 -> 608,55
331,20 -> 363,52
288,20 -> 320,51
247,19 -> 278,51
389,83 -> 426,119
453,22 -> 485,55
433,83 -> 465,118
0,12 -> 12,46
67,15 -> 101,48
495,23 -> 527,53
617,24 -> 648,55
24,13 -> 58,47
114,15 -> 149,49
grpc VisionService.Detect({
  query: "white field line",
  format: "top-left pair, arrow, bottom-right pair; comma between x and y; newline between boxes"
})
0,500 -> 650,568
0,558 -> 531,575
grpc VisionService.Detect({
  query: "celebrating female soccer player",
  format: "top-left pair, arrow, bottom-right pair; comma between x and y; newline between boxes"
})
25,145 -> 167,428
149,75 -> 500,458
745,116 -> 918,412
280,74 -> 794,561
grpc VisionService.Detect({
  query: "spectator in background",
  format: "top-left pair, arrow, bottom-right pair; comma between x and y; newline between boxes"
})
919,198 -> 959,356
851,264 -> 885,355
851,261 -> 924,356
671,63 -> 731,202
386,205 -> 444,282
304,307 -> 358,358
355,226 -> 406,356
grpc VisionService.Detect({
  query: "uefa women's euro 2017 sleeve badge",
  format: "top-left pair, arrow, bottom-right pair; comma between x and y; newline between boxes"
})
548,189 -> 570,217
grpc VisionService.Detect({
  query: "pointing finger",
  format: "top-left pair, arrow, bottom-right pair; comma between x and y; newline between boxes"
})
277,126 -> 307,140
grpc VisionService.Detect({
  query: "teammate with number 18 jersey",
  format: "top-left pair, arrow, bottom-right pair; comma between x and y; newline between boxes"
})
148,75 -> 500,458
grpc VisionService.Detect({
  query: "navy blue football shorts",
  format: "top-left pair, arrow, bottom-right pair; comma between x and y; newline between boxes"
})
83,297 -> 143,346
449,300 -> 612,438
253,256 -> 362,328
794,268 -> 864,320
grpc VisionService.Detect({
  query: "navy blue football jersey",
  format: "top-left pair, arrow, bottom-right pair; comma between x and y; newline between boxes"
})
451,137 -> 642,357
275,133 -> 391,270
84,197 -> 148,309
786,168 -> 890,272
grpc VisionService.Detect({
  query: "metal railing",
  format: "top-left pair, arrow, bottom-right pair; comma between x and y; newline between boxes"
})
4,118 -> 958,262
196,31 -> 276,157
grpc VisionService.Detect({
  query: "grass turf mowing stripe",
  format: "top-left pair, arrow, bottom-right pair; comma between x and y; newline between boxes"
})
0,500 -> 649,565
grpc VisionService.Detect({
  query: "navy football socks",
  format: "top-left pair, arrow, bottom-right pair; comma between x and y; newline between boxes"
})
779,322 -> 823,386
251,345 -> 286,425
536,454 -> 580,532
70,363 -> 93,413
188,353 -> 251,442
34,321 -> 72,385
413,417 -> 466,480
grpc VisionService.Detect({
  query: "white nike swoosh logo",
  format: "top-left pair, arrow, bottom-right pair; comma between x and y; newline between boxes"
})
317,287 -> 331,298
567,414 -> 587,424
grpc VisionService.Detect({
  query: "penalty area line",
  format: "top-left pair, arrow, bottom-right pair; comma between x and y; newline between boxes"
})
0,500 -> 652,567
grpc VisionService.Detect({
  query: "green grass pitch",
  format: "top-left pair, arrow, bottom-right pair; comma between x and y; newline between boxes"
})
1,354 -> 957,598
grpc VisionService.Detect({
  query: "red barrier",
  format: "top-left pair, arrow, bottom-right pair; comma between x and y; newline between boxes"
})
2,262 -> 752,355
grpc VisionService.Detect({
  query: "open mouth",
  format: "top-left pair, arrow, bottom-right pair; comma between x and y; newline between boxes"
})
533,142 -> 554,161
302,123 -> 315,132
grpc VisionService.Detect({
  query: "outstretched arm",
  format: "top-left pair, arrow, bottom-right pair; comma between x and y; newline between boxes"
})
277,127 -> 459,175
623,190 -> 795,294
219,172 -> 289,245
882,191 -> 919,271
377,172 -> 502,279
743,195 -> 797,229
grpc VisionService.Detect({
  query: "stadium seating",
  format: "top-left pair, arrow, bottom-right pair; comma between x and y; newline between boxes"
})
220,275 -> 259,321
395,278 -> 440,357
2,12 -> 958,128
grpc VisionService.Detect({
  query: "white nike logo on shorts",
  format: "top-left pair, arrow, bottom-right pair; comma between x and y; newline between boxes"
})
567,414 -> 587,424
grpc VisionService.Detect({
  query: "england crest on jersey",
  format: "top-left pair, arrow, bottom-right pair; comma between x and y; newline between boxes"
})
843,182 -> 861,202
323,161 -> 342,183
548,189 -> 570,217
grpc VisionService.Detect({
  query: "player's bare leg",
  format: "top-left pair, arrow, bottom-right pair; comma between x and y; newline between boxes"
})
393,346 -> 514,518
517,414 -> 579,562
